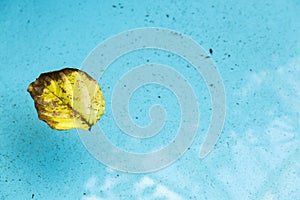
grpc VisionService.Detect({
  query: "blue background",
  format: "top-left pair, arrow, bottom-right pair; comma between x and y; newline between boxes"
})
0,0 -> 299,199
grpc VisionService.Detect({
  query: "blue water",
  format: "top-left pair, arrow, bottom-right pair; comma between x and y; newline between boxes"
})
1,0 -> 300,199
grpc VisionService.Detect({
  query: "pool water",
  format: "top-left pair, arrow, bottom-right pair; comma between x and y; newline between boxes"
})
1,0 -> 300,199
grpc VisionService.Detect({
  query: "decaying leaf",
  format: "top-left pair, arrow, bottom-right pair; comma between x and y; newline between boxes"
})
27,68 -> 105,130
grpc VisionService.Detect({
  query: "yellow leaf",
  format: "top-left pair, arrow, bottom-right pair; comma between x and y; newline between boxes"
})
27,68 -> 105,131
